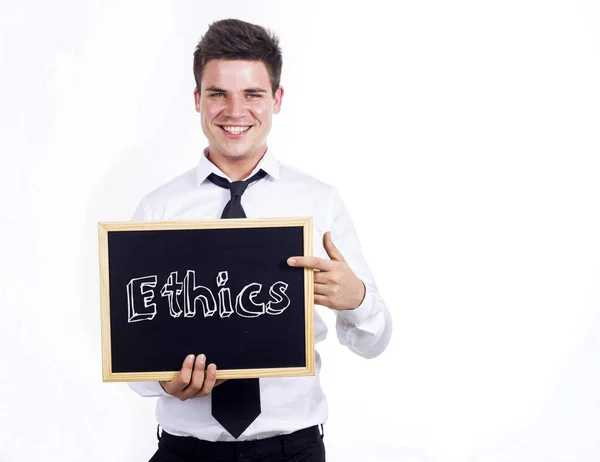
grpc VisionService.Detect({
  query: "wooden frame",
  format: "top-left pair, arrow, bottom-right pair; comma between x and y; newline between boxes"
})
98,217 -> 314,382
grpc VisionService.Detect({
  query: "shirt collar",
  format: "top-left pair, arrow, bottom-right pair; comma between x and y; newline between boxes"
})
195,147 -> 280,186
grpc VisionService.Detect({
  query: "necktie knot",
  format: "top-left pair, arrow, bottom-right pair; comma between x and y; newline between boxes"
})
207,169 -> 267,219
229,180 -> 249,197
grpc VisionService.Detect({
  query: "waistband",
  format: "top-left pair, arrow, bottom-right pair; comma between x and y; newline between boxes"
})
159,425 -> 323,459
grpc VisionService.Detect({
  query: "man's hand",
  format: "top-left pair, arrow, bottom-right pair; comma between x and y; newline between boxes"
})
160,354 -> 226,401
287,231 -> 366,311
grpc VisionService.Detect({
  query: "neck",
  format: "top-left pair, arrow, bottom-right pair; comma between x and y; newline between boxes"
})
207,147 -> 267,181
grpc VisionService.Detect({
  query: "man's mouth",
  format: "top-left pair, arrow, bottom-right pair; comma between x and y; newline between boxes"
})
219,125 -> 251,135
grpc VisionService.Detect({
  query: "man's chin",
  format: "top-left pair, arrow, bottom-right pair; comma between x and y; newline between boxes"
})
214,146 -> 252,159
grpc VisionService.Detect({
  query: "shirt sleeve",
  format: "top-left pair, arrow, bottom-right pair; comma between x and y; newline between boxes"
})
128,381 -> 169,397
327,187 -> 393,359
127,196 -> 170,398
131,196 -> 150,221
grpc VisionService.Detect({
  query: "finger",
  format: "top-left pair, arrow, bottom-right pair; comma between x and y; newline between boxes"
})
314,282 -> 329,295
323,232 -> 345,262
182,354 -> 206,399
287,256 -> 334,271
314,293 -> 329,307
199,363 -> 218,396
314,271 -> 329,284
167,354 -> 195,394
193,376 -> 227,398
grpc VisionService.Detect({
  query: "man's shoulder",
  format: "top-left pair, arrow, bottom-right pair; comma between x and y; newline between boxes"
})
278,161 -> 335,193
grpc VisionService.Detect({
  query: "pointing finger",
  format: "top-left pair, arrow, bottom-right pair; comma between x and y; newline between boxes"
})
287,256 -> 334,271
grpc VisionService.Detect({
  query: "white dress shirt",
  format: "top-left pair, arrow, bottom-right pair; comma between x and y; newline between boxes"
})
128,148 -> 392,441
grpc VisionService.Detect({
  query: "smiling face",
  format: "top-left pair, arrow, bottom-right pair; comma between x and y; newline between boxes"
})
194,59 -> 283,164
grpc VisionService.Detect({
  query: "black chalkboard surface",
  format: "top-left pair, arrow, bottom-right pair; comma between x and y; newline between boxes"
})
98,218 -> 314,382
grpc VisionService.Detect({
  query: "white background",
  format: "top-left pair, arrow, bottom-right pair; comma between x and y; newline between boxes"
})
1,1 -> 600,461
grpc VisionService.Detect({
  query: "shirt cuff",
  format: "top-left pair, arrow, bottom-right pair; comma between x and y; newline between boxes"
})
337,285 -> 373,325
128,380 -> 170,397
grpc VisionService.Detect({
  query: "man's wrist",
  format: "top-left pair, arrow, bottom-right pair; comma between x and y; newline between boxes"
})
347,279 -> 366,311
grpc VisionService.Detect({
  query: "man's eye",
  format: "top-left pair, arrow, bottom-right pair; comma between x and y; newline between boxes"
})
210,92 -> 225,97
247,93 -> 261,99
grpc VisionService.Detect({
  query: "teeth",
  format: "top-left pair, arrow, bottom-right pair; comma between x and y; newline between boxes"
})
222,126 -> 250,134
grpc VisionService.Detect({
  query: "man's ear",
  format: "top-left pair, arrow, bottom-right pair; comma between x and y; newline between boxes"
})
193,87 -> 201,113
273,86 -> 284,114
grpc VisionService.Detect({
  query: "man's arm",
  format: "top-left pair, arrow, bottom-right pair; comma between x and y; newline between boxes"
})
287,187 -> 393,358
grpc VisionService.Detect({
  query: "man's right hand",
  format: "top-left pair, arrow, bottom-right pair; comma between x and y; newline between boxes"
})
160,354 -> 225,401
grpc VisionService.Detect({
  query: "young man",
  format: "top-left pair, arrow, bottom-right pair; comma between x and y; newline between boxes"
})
129,18 -> 392,462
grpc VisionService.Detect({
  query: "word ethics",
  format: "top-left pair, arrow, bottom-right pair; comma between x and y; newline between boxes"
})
126,270 -> 290,323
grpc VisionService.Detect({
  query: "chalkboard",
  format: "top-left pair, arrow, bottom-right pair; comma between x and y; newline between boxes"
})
98,217 -> 314,382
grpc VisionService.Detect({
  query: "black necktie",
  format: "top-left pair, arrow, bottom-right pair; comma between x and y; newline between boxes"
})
208,169 -> 267,219
207,169 -> 266,438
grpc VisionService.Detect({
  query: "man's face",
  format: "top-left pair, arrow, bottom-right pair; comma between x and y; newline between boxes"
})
194,59 -> 283,161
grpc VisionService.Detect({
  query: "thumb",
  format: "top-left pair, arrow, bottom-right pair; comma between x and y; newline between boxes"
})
323,232 -> 345,262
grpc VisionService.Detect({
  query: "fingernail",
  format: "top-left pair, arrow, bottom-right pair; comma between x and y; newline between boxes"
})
207,364 -> 216,374
198,354 -> 206,364
287,258 -> 296,266
186,354 -> 195,364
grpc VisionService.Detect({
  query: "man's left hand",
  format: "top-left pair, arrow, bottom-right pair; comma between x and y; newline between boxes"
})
287,232 -> 366,311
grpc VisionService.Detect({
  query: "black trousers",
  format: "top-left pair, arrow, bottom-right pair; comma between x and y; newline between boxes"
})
149,425 -> 326,462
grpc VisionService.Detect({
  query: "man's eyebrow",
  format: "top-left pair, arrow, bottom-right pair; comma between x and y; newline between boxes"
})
205,86 -> 227,92
204,86 -> 268,93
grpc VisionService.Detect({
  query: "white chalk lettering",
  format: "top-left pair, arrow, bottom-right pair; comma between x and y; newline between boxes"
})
183,270 -> 217,317
126,275 -> 157,323
160,272 -> 184,318
126,270 -> 292,323
266,281 -> 290,315
236,283 -> 265,318
216,271 -> 234,318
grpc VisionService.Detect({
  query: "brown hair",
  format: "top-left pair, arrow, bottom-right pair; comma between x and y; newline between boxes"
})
193,19 -> 283,95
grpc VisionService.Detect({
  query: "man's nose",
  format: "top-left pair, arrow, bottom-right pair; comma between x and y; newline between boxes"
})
224,95 -> 246,118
